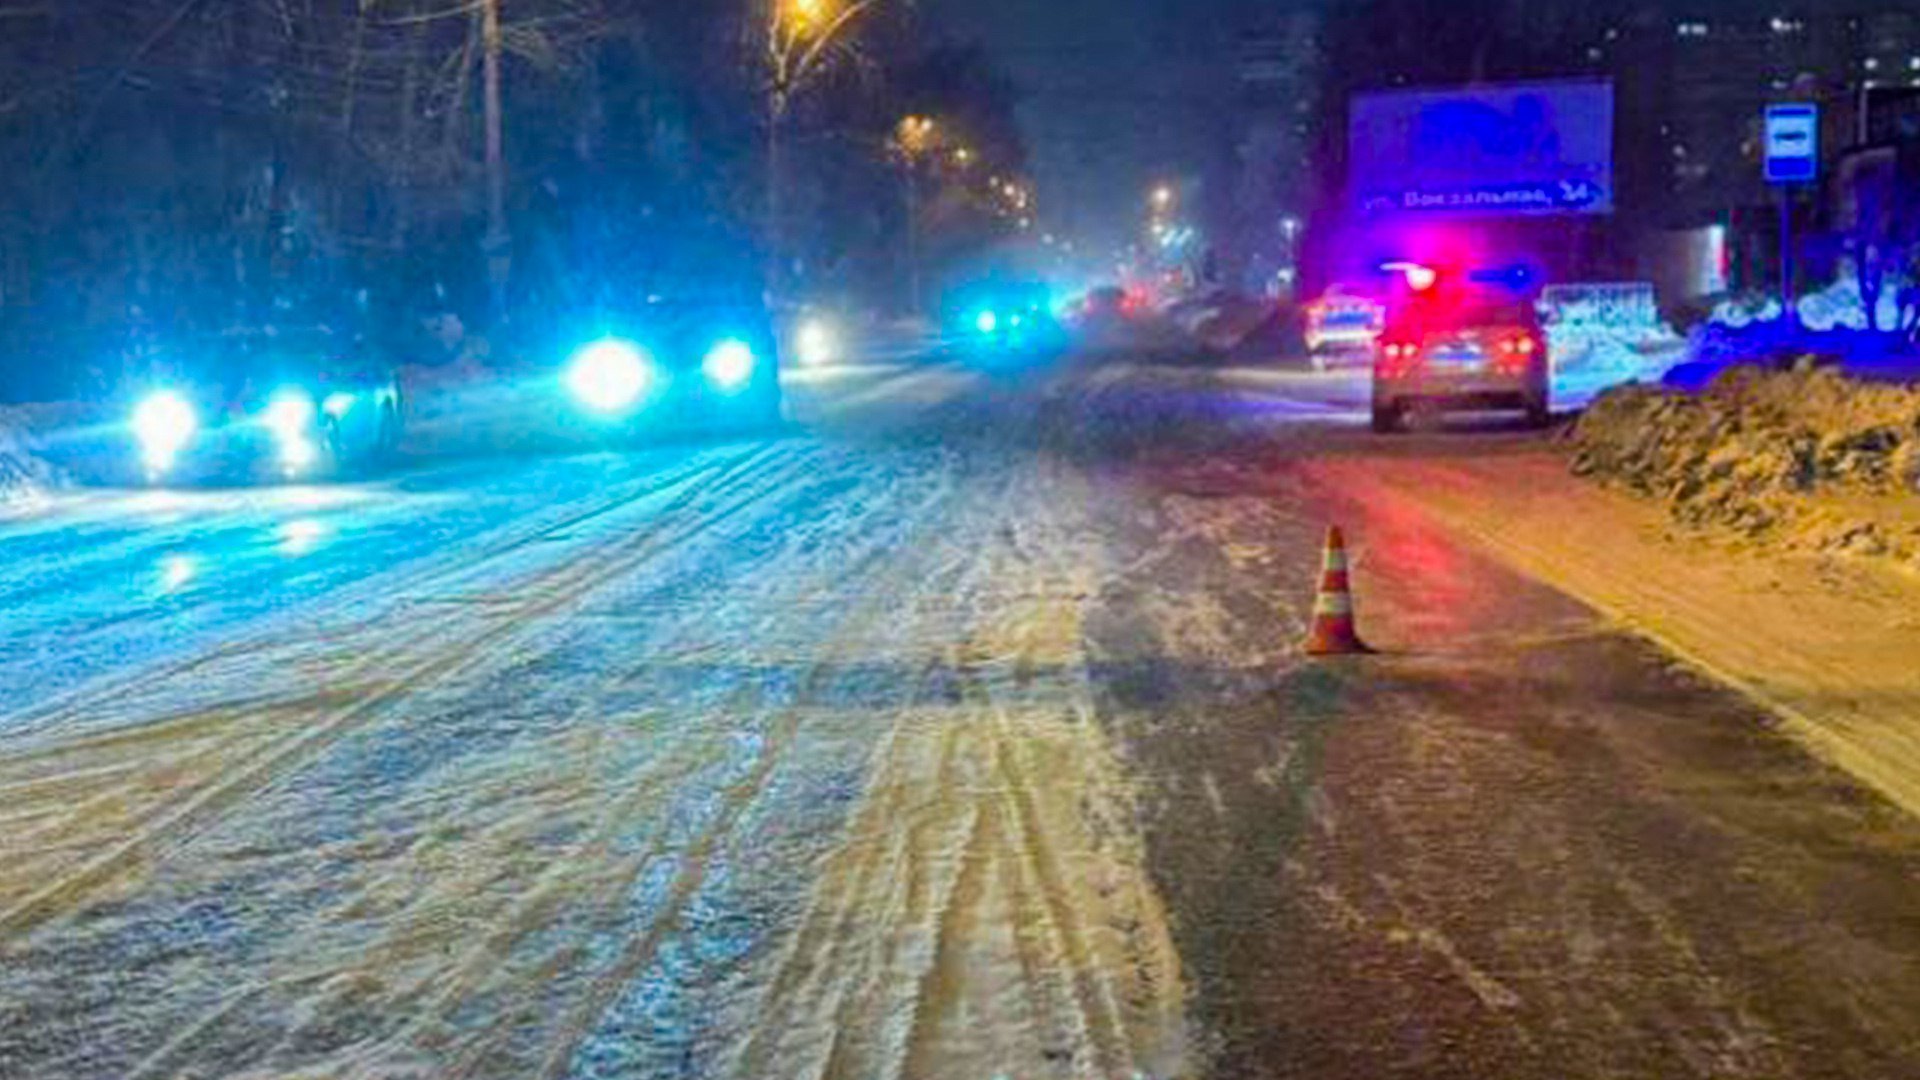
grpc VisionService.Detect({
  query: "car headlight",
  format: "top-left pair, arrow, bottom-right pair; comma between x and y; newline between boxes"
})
263,387 -> 317,439
702,339 -> 757,392
261,388 -> 320,473
279,435 -> 318,472
566,338 -> 654,413
131,390 -> 198,472
796,319 -> 836,367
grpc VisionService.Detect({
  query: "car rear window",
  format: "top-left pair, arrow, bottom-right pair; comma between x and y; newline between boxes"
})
1390,294 -> 1537,334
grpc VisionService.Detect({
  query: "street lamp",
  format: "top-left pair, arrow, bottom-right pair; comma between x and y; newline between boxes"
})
784,0 -> 830,32
896,115 -> 936,157
1152,185 -> 1175,211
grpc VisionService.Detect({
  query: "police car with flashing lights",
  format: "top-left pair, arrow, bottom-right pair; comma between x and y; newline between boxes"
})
561,296 -> 784,434
1371,278 -> 1549,432
1303,286 -> 1385,371
126,328 -> 403,485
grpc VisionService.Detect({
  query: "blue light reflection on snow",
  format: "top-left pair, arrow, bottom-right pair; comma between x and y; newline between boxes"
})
278,519 -> 327,557
158,554 -> 198,594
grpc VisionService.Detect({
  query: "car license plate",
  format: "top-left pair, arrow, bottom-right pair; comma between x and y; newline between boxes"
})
1430,341 -> 1483,368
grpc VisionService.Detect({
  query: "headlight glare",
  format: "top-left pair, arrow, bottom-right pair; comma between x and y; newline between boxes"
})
566,338 -> 653,413
263,387 -> 317,440
280,436 -> 318,472
131,390 -> 198,471
797,319 -> 835,366
702,339 -> 757,391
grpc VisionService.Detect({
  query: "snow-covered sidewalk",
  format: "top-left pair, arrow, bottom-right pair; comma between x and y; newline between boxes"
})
1311,452 -> 1920,821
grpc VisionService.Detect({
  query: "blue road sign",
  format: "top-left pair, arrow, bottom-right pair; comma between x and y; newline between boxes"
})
1765,103 -> 1819,185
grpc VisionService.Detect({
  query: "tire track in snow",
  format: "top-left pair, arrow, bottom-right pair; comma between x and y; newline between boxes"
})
723,448 -> 1188,1080
121,703 -> 731,1080
206,448 -> 971,1080
521,479 -> 976,1080
0,442 -> 810,940
1,443 -> 771,743
718,458 -> 1028,1080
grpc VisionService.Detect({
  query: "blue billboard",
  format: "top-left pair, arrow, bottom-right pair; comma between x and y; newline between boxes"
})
1350,81 -> 1615,218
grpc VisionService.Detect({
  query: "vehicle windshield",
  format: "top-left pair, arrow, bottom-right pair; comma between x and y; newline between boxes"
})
8,4 -> 1918,1080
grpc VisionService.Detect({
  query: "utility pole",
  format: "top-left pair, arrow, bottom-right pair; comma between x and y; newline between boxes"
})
766,91 -> 788,298
893,116 -> 935,315
1780,186 -> 1797,330
904,161 -> 921,314
481,0 -> 509,324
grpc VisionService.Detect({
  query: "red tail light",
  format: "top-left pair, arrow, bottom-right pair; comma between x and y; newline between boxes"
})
1377,341 -> 1421,378
1494,335 -> 1538,373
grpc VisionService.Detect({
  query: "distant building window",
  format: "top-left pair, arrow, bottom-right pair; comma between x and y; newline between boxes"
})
1587,46 -> 1603,62
1866,57 -> 1881,70
1676,22 -> 1709,38
1909,57 -> 1920,70
1770,17 -> 1804,35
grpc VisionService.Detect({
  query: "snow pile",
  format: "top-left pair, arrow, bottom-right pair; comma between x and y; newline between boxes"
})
1795,275 -> 1908,333
1540,284 -> 1688,405
1710,294 -> 1785,330
1710,280 -> 1906,334
0,407 -> 62,507
1571,364 -> 1920,560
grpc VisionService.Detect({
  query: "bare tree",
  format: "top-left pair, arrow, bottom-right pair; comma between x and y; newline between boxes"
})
759,0 -> 880,292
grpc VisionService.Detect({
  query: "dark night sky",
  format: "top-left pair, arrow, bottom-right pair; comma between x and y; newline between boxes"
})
923,0 -> 1263,257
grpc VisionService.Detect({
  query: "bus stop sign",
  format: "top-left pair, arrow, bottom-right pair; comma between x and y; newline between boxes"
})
1765,104 -> 1819,184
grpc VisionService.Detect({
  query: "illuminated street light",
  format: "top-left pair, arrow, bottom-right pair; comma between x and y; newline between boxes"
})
897,114 -> 936,152
1152,185 -> 1175,210
784,0 -> 830,32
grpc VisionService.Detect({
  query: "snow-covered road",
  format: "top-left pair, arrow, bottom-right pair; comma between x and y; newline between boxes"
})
2,357 -> 1917,1079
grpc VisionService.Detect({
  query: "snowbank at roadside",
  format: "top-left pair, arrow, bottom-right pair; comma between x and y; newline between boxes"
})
0,406 -> 65,507
1311,452 -> 1920,820
1570,365 -> 1920,564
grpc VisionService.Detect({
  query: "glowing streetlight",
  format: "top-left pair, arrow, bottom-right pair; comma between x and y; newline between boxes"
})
1151,185 -> 1175,210
784,0 -> 830,32
896,115 -> 936,158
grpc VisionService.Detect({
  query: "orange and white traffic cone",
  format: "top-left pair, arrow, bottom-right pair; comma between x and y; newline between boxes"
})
1302,525 -> 1372,656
